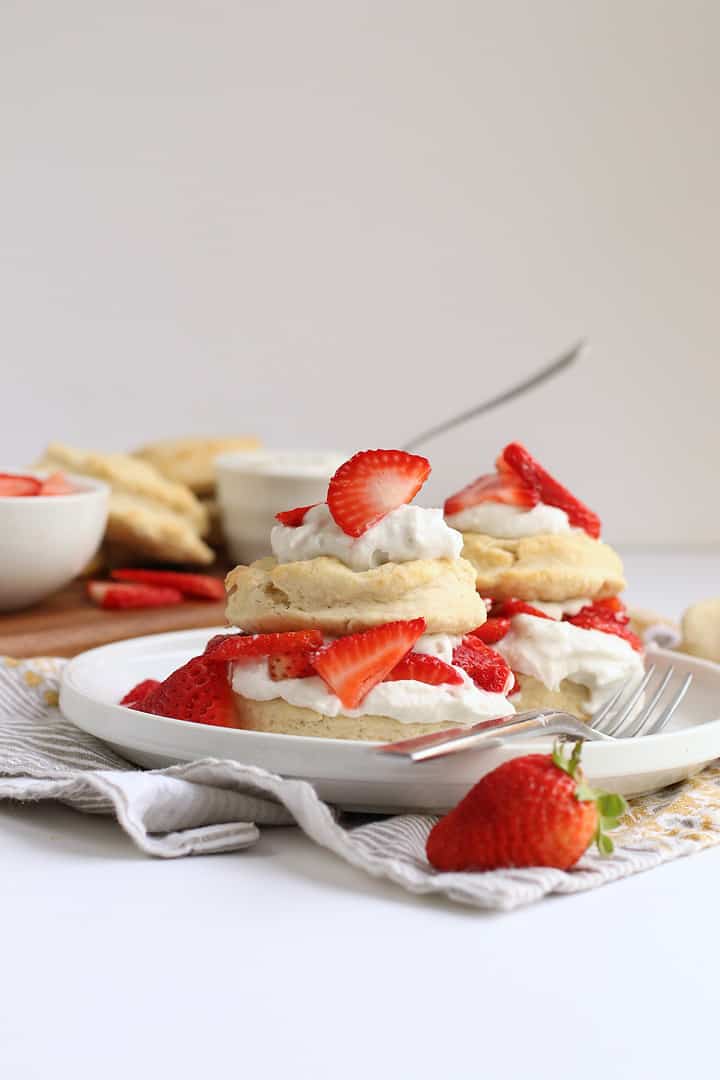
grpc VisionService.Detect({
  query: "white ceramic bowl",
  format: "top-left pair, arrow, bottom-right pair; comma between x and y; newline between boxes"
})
216,449 -> 346,564
0,471 -> 109,612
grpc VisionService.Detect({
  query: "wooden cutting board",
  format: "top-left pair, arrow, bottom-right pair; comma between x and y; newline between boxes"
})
0,577 -> 229,659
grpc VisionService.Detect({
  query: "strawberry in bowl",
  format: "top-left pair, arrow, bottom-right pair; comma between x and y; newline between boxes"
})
0,470 -> 108,611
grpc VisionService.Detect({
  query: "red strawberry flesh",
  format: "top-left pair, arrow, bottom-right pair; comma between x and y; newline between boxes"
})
384,652 -> 463,686
499,442 -> 601,539
87,581 -> 184,610
111,568 -> 225,601
452,636 -> 512,693
204,630 -> 324,662
131,656 -> 235,727
0,474 -> 43,496
268,651 -> 317,680
275,504 -> 318,527
470,617 -> 512,644
444,472 -> 537,517
39,471 -> 76,495
120,679 -> 161,706
492,599 -> 553,620
425,744 -> 619,872
327,449 -> 430,537
312,618 -> 426,708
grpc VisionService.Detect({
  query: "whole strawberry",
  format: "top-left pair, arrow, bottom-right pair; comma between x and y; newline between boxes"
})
426,742 -> 626,872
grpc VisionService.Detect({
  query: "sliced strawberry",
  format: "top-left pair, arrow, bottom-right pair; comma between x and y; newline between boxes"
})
444,471 -> 537,517
566,609 -> 643,652
120,679 -> 161,706
204,629 -> 324,662
499,442 -> 601,539
268,652 -> 317,680
111,568 -> 225,602
452,636 -> 513,693
493,599 -> 553,620
0,473 -> 42,496
470,617 -> 512,644
87,580 -> 184,610
39,471 -> 76,495
275,504 -> 318,527
327,449 -> 430,537
582,596 -> 629,624
130,656 -> 235,727
384,652 -> 462,686
312,618 -> 426,708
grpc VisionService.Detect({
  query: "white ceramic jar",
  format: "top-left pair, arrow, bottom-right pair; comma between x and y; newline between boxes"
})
216,450 -> 346,564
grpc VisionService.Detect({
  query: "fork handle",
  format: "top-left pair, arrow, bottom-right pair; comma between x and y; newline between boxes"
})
407,713 -> 553,761
378,710 -> 545,761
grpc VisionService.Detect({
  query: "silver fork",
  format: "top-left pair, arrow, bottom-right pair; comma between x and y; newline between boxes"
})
377,663 -> 693,763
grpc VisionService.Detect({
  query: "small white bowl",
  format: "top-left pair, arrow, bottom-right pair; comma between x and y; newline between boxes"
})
216,449 -> 347,564
0,471 -> 109,612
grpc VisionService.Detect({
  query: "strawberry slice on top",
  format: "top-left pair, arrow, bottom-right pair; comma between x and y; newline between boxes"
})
499,442 -> 601,539
327,449 -> 431,537
444,471 -> 538,517
312,618 -> 426,708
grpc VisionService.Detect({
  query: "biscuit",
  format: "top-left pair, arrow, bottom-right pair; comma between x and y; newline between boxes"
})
681,597 -> 720,663
135,436 -> 260,495
233,693 -> 461,742
37,443 -> 213,565
459,531 -> 626,601
225,555 -> 486,635
509,673 -> 592,720
106,493 -> 213,564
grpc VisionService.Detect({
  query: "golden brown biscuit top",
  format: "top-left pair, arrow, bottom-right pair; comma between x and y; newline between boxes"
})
460,529 -> 626,602
225,554 -> 486,636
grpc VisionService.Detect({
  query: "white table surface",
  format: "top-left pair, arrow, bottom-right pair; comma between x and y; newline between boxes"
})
2,550 -> 719,1080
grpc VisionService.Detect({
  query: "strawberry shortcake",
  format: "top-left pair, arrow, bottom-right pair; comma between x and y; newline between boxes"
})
445,443 -> 644,720
221,449 -> 517,740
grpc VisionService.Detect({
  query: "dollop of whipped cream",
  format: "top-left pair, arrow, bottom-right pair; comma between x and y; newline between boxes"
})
445,501 -> 570,538
232,633 -> 514,727
271,503 -> 463,572
495,614 -> 644,712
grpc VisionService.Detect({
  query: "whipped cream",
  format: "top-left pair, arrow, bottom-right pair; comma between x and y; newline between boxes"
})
231,633 -> 514,727
524,598 -> 591,620
495,614 -> 644,712
445,501 -> 570,538
271,503 -> 463,572
413,632 -> 462,664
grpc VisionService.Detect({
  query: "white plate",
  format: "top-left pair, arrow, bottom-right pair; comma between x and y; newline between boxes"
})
60,627 -> 720,812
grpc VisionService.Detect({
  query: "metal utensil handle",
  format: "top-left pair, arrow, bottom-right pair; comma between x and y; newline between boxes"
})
401,341 -> 584,451
377,710 -> 545,759
409,713 -> 554,761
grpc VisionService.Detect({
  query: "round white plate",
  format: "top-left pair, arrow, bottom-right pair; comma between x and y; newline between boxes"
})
60,627 -> 720,812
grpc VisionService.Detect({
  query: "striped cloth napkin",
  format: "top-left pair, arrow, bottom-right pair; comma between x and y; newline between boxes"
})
2,654 -> 720,912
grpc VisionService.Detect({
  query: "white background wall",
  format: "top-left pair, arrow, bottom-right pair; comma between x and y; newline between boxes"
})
3,0 -> 718,546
